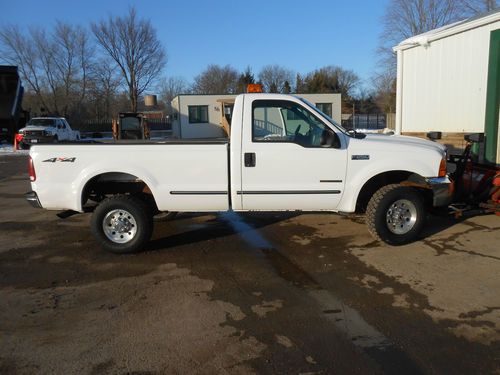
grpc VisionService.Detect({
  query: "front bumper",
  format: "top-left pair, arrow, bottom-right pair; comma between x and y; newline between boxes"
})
425,176 -> 454,207
22,135 -> 55,144
25,191 -> 42,208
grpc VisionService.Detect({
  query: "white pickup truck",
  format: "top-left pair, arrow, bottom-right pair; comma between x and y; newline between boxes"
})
26,94 -> 451,253
19,117 -> 80,148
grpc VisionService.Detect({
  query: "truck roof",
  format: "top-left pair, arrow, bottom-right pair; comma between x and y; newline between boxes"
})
0,65 -> 19,74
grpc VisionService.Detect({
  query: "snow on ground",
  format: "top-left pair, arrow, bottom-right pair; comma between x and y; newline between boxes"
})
0,143 -> 29,155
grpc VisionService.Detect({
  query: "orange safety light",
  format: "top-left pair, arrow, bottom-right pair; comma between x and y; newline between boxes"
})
14,133 -> 24,150
438,157 -> 447,177
247,84 -> 263,93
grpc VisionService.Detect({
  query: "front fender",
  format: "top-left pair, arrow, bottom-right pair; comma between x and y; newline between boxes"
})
337,159 -> 438,213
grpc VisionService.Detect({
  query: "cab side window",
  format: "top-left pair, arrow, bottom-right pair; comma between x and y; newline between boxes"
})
252,100 -> 339,148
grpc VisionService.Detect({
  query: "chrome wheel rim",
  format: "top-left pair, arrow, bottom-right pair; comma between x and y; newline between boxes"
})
102,209 -> 137,243
386,199 -> 417,235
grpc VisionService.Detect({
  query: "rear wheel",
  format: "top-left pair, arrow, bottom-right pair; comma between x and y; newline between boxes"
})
91,195 -> 153,254
366,184 -> 426,245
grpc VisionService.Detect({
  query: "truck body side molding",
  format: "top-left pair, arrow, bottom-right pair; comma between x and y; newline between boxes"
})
170,191 -> 228,195
237,190 -> 341,195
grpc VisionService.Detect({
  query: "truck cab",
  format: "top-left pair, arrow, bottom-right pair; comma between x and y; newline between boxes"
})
233,96 -> 347,211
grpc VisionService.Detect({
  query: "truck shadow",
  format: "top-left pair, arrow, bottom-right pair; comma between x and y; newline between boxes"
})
147,212 -> 300,252
420,212 -> 493,239
147,211 -> 493,252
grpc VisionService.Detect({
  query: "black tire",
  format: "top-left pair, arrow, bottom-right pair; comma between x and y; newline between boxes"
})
91,195 -> 153,254
53,135 -> 59,143
366,184 -> 426,245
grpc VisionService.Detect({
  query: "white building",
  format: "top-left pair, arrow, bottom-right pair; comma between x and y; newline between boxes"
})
171,93 -> 341,139
393,9 -> 500,163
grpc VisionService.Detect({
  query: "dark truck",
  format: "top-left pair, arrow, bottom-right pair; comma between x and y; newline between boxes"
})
0,65 -> 26,142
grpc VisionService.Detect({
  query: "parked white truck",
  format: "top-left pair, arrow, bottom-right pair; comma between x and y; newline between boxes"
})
19,117 -> 80,148
26,94 -> 451,253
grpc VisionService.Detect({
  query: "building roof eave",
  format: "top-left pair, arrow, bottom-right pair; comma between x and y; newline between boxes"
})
393,8 -> 500,52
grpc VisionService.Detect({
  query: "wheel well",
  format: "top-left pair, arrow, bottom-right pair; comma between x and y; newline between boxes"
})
355,170 -> 416,213
82,172 -> 157,210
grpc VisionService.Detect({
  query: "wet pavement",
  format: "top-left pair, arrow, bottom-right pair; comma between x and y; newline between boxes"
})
0,154 -> 499,374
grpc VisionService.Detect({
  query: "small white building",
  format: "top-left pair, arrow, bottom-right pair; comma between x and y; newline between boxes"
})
171,93 -> 341,139
393,9 -> 500,163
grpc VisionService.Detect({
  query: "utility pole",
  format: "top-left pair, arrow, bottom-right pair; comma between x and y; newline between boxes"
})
352,101 -> 356,131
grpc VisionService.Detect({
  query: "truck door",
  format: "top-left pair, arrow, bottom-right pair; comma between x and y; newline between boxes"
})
57,120 -> 68,140
240,99 -> 347,210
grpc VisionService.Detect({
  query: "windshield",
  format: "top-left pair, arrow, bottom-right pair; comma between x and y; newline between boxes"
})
298,98 -> 350,136
27,119 -> 56,127
121,117 -> 141,130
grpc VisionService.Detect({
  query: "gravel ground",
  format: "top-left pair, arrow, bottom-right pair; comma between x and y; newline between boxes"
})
1,154 -> 499,374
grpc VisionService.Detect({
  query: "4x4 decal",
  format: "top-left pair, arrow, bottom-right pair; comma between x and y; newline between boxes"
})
42,157 -> 76,163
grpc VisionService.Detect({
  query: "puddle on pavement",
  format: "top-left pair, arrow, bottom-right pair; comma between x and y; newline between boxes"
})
220,211 -> 422,373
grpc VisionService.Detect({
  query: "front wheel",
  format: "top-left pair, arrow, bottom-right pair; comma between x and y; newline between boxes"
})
366,184 -> 426,245
91,195 -> 153,254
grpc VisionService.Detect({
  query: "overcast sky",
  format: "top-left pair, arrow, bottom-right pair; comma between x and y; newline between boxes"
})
1,0 -> 390,91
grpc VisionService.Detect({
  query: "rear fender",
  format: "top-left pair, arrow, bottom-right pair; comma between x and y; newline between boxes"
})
75,167 -> 159,211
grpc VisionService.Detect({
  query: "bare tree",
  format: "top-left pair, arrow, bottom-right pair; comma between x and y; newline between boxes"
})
0,23 -> 95,116
0,25 -> 49,111
31,28 -> 59,112
379,0 -> 499,73
295,73 -> 306,94
236,66 -> 255,93
336,68 -> 360,98
258,65 -> 294,93
192,64 -> 239,94
379,0 -> 464,73
373,0 -> 495,112
372,71 -> 397,113
92,7 -> 167,112
301,66 -> 359,98
87,59 -> 123,118
460,0 -> 498,14
53,22 -> 94,114
158,76 -> 189,104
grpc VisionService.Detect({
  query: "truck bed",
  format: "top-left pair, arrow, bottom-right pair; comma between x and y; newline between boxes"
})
30,143 -> 230,212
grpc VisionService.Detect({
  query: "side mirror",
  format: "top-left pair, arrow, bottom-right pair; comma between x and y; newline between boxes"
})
426,131 -> 442,141
57,125 -> 62,129
321,129 -> 340,148
464,133 -> 484,143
